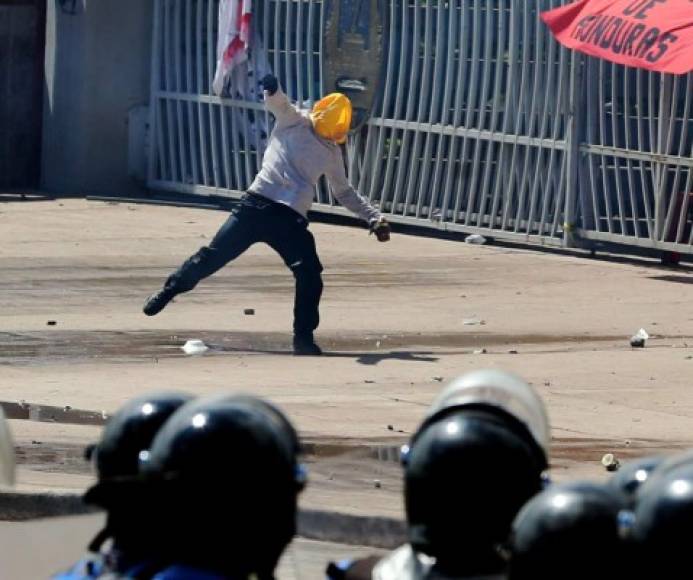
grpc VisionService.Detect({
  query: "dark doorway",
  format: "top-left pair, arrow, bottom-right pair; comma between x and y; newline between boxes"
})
0,0 -> 46,190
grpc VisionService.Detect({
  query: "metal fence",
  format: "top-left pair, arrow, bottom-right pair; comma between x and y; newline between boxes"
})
578,60 -> 693,251
148,0 -> 693,254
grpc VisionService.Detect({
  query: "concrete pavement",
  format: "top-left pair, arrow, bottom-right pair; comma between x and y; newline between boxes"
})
2,197 -> 693,521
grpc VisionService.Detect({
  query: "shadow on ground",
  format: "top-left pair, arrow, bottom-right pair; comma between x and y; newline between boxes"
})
649,275 -> 693,285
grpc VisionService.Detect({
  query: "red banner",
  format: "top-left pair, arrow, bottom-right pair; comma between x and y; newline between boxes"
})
541,0 -> 693,74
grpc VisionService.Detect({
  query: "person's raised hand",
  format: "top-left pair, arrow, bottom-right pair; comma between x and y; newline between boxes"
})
260,74 -> 279,96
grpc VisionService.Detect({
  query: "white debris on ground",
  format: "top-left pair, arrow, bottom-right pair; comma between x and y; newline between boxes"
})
465,234 -> 487,245
181,339 -> 209,355
630,328 -> 649,348
601,453 -> 620,472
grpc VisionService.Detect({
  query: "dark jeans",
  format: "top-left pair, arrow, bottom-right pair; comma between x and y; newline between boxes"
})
164,193 -> 323,337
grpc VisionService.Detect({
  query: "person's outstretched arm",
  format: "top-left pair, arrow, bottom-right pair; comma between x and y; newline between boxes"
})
260,74 -> 304,129
324,152 -> 391,242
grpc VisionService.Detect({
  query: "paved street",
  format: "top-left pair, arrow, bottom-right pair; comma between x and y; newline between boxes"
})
2,197 -> 693,523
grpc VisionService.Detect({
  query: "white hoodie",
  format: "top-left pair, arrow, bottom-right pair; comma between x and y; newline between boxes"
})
247,89 -> 382,223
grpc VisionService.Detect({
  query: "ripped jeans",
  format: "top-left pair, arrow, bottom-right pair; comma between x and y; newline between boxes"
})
164,192 -> 323,337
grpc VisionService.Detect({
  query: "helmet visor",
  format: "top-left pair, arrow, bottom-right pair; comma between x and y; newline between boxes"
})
428,369 -> 550,459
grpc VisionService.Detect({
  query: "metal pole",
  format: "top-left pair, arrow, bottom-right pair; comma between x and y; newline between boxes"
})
563,50 -> 583,248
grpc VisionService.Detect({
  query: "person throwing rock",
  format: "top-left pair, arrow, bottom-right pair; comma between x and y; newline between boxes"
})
143,75 -> 391,355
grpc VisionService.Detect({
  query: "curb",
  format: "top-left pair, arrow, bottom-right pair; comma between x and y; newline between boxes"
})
298,509 -> 406,549
0,492 -> 96,521
0,492 -> 406,549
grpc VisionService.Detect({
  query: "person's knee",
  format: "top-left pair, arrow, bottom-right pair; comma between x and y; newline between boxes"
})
290,258 -> 323,287
170,246 -> 218,293
191,246 -> 216,263
185,245 -> 227,272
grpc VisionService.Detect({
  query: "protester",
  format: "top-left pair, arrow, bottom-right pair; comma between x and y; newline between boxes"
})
143,74 -> 391,356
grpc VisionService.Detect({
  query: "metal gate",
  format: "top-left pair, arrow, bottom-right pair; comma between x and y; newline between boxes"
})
148,0 -> 693,253
577,59 -> 693,251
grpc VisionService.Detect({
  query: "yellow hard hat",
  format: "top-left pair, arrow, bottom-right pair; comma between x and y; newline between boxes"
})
310,93 -> 352,144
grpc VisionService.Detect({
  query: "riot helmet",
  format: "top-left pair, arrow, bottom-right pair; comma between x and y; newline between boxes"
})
629,464 -> 693,576
635,448 -> 693,495
222,393 -> 302,456
82,391 -> 193,557
403,408 -> 544,577
608,455 -> 664,507
86,391 -> 194,484
426,369 -> 550,468
141,394 -> 305,578
508,481 -> 626,580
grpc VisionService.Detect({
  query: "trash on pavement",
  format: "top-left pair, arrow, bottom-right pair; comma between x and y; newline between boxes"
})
182,339 -> 209,355
630,328 -> 649,348
602,453 -> 620,472
465,234 -> 487,245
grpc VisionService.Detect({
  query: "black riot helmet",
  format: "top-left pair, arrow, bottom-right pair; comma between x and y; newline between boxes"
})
634,448 -> 693,493
141,394 -> 305,578
86,391 -> 194,484
403,408 -> 544,577
629,464 -> 693,576
222,394 -> 302,456
82,391 -> 193,556
508,481 -> 626,580
608,455 -> 664,508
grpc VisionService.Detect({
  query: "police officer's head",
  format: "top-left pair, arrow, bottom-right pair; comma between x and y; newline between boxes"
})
426,369 -> 550,467
629,463 -> 693,576
608,455 -> 664,508
402,370 -> 548,576
0,407 -> 15,488
83,392 -> 193,550
85,391 -> 194,484
508,482 -> 626,580
634,448 -> 693,492
141,394 -> 305,578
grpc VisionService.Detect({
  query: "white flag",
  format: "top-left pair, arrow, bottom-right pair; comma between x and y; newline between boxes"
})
212,0 -> 252,96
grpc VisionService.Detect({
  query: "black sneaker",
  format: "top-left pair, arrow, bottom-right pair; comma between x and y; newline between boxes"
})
293,334 -> 323,356
143,288 -> 175,316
